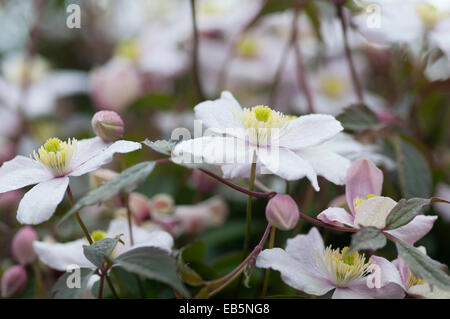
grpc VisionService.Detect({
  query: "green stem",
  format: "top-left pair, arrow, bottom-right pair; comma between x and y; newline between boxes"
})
98,275 -> 105,299
243,154 -> 257,257
105,273 -> 119,299
67,186 -> 93,244
32,260 -> 47,298
111,268 -> 125,298
260,227 -> 276,298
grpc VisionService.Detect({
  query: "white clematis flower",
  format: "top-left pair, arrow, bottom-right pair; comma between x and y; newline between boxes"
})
0,136 -> 141,224
33,218 -> 174,272
172,91 -> 345,191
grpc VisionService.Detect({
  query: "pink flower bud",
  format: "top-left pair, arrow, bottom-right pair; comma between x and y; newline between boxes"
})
151,193 -> 174,215
265,194 -> 299,231
90,169 -> 119,189
91,111 -> 125,142
129,192 -> 151,225
11,226 -> 38,265
192,169 -> 218,193
1,265 -> 27,298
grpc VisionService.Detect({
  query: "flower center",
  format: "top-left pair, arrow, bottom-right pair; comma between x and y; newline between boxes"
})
416,4 -> 448,26
91,230 -> 108,242
115,40 -> 140,61
353,194 -> 375,212
406,269 -> 426,289
317,246 -> 371,287
235,105 -> 295,146
32,137 -> 77,176
236,36 -> 260,59
3,54 -> 49,85
320,76 -> 347,99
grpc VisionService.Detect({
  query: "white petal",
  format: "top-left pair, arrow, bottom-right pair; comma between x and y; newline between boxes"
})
70,137 -> 111,168
296,147 -> 351,185
257,147 -> 319,190
194,91 -> 243,134
41,71 -> 89,97
370,256 -> 405,289
317,207 -> 355,228
17,177 -> 69,225
70,140 -> 141,177
106,219 -> 174,255
0,156 -> 53,193
279,114 -> 343,150
256,248 -> 334,296
353,196 -> 397,229
385,215 -> 437,245
285,227 -> 326,277
33,239 -> 93,271
173,136 -> 253,166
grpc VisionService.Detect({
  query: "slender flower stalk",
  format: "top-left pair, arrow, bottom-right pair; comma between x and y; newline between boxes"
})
336,3 -> 364,102
31,261 -> 46,298
189,0 -> 205,102
243,153 -> 257,257
260,227 -> 276,298
66,185 -> 93,244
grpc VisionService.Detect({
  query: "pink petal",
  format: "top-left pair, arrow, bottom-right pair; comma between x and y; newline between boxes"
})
345,159 -> 383,215
385,215 -> 437,245
317,207 -> 355,228
17,177 -> 69,225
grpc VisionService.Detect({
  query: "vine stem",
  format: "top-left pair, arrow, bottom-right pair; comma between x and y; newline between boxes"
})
336,3 -> 364,102
66,185 -> 93,244
32,260 -> 47,298
98,275 -> 105,299
260,227 -> 276,298
189,0 -> 205,101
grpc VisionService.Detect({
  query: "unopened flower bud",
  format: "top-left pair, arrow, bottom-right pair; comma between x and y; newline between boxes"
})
129,192 -> 151,225
151,193 -> 174,215
90,168 -> 119,189
192,169 -> 218,193
265,194 -> 299,231
1,265 -> 27,298
91,111 -> 125,142
11,226 -> 38,265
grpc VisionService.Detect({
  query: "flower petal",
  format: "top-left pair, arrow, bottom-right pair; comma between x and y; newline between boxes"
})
17,177 -> 69,225
296,147 -> 351,185
385,215 -> 437,245
194,91 -> 243,134
0,156 -> 53,193
285,227 -> 327,277
353,196 -> 397,229
317,207 -> 355,228
106,219 -> 174,255
370,256 -> 405,290
70,140 -> 141,177
257,148 -> 319,190
279,114 -> 343,150
256,248 -> 334,296
346,158 -> 383,215
33,239 -> 92,271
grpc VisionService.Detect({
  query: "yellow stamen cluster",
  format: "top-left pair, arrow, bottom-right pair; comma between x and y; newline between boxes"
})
416,4 -> 448,26
320,76 -> 347,99
406,269 -> 426,289
33,137 -> 77,176
353,194 -> 376,212
115,40 -> 140,61
235,105 -> 293,146
236,37 -> 260,59
317,246 -> 371,287
91,230 -> 108,243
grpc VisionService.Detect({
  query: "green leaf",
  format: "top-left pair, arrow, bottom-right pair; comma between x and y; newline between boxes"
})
349,227 -> 387,252
114,247 -> 190,297
385,198 -> 431,230
245,0 -> 295,30
83,235 -> 123,268
336,104 -> 381,131
143,139 -> 177,156
59,161 -> 156,224
52,268 -> 95,299
394,136 -> 432,198
396,239 -> 450,291
177,241 -> 206,286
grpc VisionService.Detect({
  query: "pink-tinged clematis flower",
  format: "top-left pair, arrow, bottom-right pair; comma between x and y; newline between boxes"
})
173,91 -> 346,191
256,227 -> 405,299
317,159 -> 437,244
393,246 -> 450,299
33,219 -> 173,272
0,137 -> 141,224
